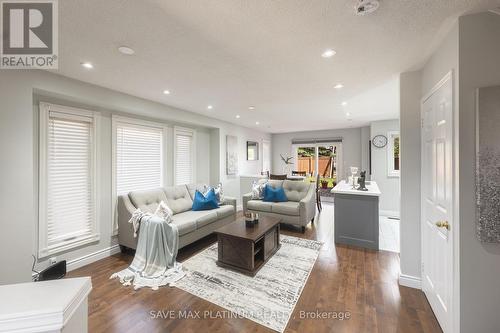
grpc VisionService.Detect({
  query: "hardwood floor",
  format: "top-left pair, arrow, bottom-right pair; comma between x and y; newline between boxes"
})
68,203 -> 442,333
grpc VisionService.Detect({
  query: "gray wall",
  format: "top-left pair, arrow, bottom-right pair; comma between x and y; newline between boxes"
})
399,70 -> 423,282
400,12 -> 500,332
369,119 -> 400,214
458,12 -> 500,333
399,21 -> 459,289
271,127 -> 364,180
0,70 -> 270,284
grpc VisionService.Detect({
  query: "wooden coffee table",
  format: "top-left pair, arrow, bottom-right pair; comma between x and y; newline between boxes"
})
215,216 -> 281,276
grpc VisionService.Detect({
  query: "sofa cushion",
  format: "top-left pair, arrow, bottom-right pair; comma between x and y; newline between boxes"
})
171,212 -> 198,235
128,188 -> 168,214
192,189 -> 219,211
272,201 -> 300,216
214,205 -> 235,219
283,180 -> 311,202
263,185 -> 288,202
164,185 -> 193,214
247,200 -> 273,212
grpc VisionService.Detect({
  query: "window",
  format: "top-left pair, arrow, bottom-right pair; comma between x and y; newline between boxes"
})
114,119 -> 164,195
174,127 -> 196,185
387,131 -> 400,177
39,103 -> 99,257
112,116 -> 165,233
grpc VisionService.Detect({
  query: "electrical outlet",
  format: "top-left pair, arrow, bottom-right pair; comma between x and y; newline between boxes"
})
49,257 -> 57,265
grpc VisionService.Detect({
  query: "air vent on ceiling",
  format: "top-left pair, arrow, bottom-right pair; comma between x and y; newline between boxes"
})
488,7 -> 500,15
355,0 -> 380,16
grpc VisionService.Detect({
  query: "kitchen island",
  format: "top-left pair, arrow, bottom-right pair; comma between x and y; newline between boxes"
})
331,180 -> 381,250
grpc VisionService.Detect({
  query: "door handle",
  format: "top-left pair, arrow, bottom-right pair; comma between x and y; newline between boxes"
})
435,221 -> 450,230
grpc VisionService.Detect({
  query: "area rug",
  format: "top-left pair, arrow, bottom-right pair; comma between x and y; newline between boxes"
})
174,235 -> 322,332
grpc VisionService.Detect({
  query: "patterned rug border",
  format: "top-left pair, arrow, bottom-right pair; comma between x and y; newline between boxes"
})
173,235 -> 323,332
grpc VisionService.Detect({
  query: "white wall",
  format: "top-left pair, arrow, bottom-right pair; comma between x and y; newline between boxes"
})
0,70 -> 270,284
271,127 -> 364,180
399,70 -> 423,283
458,12 -> 500,333
369,120 -> 400,215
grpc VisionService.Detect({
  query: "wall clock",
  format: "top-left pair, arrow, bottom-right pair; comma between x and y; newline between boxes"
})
372,135 -> 388,148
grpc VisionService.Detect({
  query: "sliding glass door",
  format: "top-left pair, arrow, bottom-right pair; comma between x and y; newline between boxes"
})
292,142 -> 342,187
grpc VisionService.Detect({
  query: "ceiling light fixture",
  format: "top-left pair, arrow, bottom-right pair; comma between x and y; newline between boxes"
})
342,101 -> 348,106
248,106 -> 255,110
163,90 -> 170,95
236,115 -> 241,119
207,105 -> 213,110
118,46 -> 135,55
355,0 -> 380,16
334,83 -> 344,89
81,62 -> 93,69
321,49 -> 336,58
255,121 -> 260,125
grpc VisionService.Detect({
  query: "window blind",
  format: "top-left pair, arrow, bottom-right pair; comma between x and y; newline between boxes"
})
46,111 -> 95,247
175,129 -> 194,185
116,123 -> 163,195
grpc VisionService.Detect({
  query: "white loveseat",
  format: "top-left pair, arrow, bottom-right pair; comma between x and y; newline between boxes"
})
117,184 -> 236,251
242,179 -> 316,232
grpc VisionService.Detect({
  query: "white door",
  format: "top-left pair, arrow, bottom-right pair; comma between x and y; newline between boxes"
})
421,72 -> 454,332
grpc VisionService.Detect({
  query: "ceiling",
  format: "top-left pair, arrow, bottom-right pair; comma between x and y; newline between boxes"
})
55,0 -> 498,133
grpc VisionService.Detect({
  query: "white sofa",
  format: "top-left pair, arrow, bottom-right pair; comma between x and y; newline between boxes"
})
243,179 -> 316,232
117,184 -> 236,251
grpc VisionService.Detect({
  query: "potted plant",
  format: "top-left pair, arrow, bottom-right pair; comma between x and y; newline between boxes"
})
320,179 -> 329,189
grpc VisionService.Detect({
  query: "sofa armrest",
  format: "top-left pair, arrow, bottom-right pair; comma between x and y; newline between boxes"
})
299,185 -> 316,223
222,196 -> 237,212
117,194 -> 138,249
243,192 -> 254,213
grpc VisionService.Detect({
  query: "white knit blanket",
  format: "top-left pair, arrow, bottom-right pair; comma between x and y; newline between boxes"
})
110,212 -> 185,290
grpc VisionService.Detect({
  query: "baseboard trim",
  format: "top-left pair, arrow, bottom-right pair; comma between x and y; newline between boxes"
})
399,273 -> 421,289
380,210 -> 400,218
67,244 -> 121,272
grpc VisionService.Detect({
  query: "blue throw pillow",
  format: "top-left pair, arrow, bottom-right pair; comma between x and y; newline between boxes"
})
263,184 -> 288,202
192,188 -> 219,211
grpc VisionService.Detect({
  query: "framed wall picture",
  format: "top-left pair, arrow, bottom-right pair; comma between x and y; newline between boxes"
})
476,85 -> 500,242
247,141 -> 259,161
226,135 -> 238,175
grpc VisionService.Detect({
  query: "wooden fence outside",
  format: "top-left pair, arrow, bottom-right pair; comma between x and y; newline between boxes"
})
297,156 -> 336,177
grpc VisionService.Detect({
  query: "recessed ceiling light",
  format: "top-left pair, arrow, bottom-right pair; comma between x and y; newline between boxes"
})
248,106 -> 255,110
346,112 -> 351,117
342,101 -> 348,106
163,90 -> 170,95
118,46 -> 135,55
236,115 -> 241,119
255,121 -> 260,125
334,83 -> 344,89
207,105 -> 213,110
321,49 -> 336,58
81,62 -> 93,69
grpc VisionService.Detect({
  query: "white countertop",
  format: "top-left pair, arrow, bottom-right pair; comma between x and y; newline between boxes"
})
0,277 -> 92,332
331,180 -> 381,197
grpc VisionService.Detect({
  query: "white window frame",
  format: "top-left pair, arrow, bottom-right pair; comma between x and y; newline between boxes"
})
173,126 -> 196,185
111,115 -> 168,234
38,102 -> 100,257
387,130 -> 400,177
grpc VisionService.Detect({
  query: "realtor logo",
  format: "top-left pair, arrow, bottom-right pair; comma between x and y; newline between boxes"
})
1,0 -> 58,69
